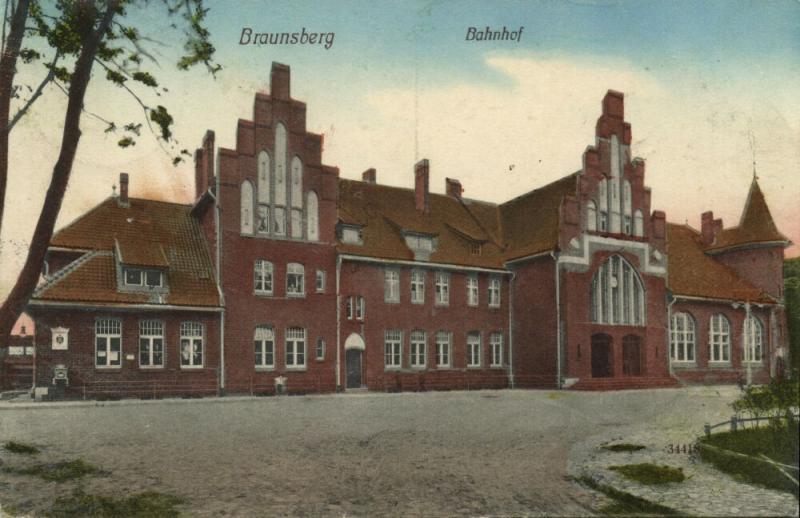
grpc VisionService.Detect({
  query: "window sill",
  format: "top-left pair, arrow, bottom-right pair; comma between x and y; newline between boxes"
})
384,366 -> 402,370
467,365 -> 482,369
180,365 -> 205,370
410,366 -> 427,370
95,366 -> 122,370
434,303 -> 450,308
285,366 -> 307,371
255,366 -> 276,371
671,362 -> 697,368
436,365 -> 453,370
139,366 -> 165,370
254,292 -> 274,297
707,361 -> 732,368
286,294 -> 306,299
490,365 -> 504,369
384,300 -> 400,304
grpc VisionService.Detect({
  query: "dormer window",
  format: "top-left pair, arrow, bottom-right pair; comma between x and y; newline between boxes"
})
405,233 -> 434,252
469,242 -> 482,255
340,225 -> 363,245
125,268 -> 163,288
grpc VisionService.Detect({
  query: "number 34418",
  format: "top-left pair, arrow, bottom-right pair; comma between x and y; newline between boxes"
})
665,443 -> 698,454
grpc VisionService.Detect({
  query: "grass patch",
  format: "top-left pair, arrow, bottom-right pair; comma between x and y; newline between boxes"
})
48,489 -> 185,517
577,475 -> 684,516
4,458 -> 99,482
602,443 -> 646,453
699,424 -> 799,497
608,463 -> 685,485
3,440 -> 40,455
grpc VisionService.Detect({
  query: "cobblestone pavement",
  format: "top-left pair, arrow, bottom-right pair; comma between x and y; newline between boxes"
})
568,385 -> 799,517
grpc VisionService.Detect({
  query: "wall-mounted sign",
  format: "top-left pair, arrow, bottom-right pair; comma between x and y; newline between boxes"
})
51,327 -> 69,350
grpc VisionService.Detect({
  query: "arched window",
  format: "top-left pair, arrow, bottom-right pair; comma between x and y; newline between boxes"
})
744,315 -> 764,363
257,151 -> 271,204
290,157 -> 303,239
623,180 -> 632,234
670,312 -> 696,362
307,191 -> 319,241
274,123 -> 287,235
609,135 -> 621,233
586,200 -> 597,232
240,181 -> 254,234
634,210 -> 644,237
598,179 -> 609,231
590,255 -> 645,326
709,314 -> 730,363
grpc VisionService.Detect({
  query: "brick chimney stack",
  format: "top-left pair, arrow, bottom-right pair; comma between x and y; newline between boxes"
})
270,62 -> 291,100
414,159 -> 430,214
701,211 -> 716,245
362,168 -> 376,184
194,130 -> 215,199
445,178 -> 463,199
118,173 -> 129,207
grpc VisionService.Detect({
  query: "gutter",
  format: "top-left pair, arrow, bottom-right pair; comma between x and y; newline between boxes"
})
337,254 -> 510,275
666,293 -> 676,377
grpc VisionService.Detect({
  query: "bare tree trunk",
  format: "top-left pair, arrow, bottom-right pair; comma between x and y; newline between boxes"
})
0,0 -> 30,241
0,0 -> 117,342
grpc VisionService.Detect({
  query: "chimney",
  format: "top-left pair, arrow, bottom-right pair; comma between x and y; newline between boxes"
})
118,172 -> 129,207
713,218 -> 723,237
362,168 -> 376,184
602,90 -> 624,119
701,211 -> 715,245
270,62 -> 291,100
445,178 -> 463,199
414,159 -> 430,214
194,130 -> 215,199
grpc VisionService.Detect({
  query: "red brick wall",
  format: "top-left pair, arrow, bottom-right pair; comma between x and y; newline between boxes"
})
714,246 -> 785,300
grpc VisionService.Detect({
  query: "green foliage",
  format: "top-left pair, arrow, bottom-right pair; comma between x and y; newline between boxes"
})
601,443 -> 646,452
731,378 -> 800,428
576,476 -> 684,516
4,458 -> 99,482
149,105 -> 173,141
784,257 -> 800,375
19,48 -> 41,63
607,463 -> 686,485
117,137 -> 135,148
48,489 -> 185,518
3,440 -> 40,455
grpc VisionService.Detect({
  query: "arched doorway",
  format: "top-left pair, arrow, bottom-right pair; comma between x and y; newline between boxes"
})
591,334 -> 612,378
622,335 -> 642,376
344,333 -> 365,389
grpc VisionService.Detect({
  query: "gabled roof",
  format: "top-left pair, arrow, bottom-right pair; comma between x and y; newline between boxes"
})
706,177 -> 789,253
35,197 -> 219,308
667,223 -> 774,303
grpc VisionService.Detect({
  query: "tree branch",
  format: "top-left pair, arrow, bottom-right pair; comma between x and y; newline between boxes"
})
7,52 -> 60,131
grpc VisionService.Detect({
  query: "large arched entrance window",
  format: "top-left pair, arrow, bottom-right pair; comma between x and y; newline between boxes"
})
590,255 -> 645,325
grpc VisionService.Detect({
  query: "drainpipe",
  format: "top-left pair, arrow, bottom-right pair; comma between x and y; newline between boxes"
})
335,255 -> 342,391
508,271 -> 516,388
666,294 -> 676,377
214,173 -> 225,393
551,251 -> 562,389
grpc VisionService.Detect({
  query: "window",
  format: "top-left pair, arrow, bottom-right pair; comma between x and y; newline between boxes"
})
469,242 -> 482,255
287,263 -> 305,296
709,314 -> 731,363
315,270 -> 325,293
434,271 -> 449,306
356,296 -> 365,320
467,275 -> 479,306
240,181 -> 254,234
384,330 -> 402,369
95,319 -> 122,368
670,312 -> 696,362
291,156 -> 303,208
490,332 -> 503,367
411,269 -> 425,304
744,315 -> 764,363
590,255 -> 645,326
274,123 -> 287,206
634,210 -> 644,237
125,268 -> 142,285
623,180 -> 632,235
124,269 -> 162,288
598,179 -> 608,231
139,320 -> 164,367
254,325 -> 275,368
346,296 -> 354,320
290,209 -> 303,239
435,331 -> 451,368
586,200 -> 597,232
405,234 -> 434,252
273,206 -> 286,236
307,191 -> 319,241
256,204 -> 270,234
384,269 -> 400,303
488,277 -> 501,308
180,322 -> 203,368
467,332 -> 481,367
257,150 -> 271,204
254,260 -> 273,295
316,338 -> 325,360
609,136 -> 622,233
341,226 -> 361,244
285,327 -> 306,368
410,330 -> 426,368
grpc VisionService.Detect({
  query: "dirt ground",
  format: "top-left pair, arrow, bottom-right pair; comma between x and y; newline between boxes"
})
0,387 -> 739,516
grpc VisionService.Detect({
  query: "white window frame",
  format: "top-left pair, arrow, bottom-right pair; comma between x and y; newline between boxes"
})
180,322 -> 204,368
709,314 -> 731,363
488,277 -> 501,308
95,318 -> 122,368
590,255 -> 646,326
384,330 -> 402,369
286,263 -> 305,297
670,312 -> 696,363
410,330 -> 426,369
356,296 -> 365,321
254,325 -> 275,369
435,331 -> 452,368
346,296 -> 354,320
586,200 -> 597,232
467,332 -> 481,368
254,260 -> 273,295
744,315 -> 764,364
490,332 -> 503,367
467,275 -> 479,307
411,269 -> 425,304
139,320 -> 164,368
434,271 -> 450,306
316,338 -> 325,361
285,327 -> 306,369
307,191 -> 319,242
384,268 -> 400,303
315,270 -> 325,293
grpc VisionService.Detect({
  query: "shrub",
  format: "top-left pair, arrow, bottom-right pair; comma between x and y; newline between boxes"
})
48,489 -> 185,517
5,459 -> 99,482
601,443 -> 646,453
3,441 -> 40,455
608,463 -> 685,485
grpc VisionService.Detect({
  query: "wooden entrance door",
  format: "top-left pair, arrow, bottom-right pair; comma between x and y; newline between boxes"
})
622,335 -> 642,376
591,334 -> 612,378
345,349 -> 363,389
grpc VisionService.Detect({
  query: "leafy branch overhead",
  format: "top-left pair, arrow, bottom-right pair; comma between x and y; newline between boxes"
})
15,0 -> 221,164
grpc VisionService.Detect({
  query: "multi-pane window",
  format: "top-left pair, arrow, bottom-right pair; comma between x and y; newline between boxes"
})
744,315 -> 764,363
254,325 -> 275,368
95,319 -> 122,368
257,150 -> 271,234
434,272 -> 449,306
590,255 -> 645,326
384,330 -> 402,369
286,263 -> 305,296
467,275 -> 479,306
139,320 -> 164,367
598,179 -> 609,231
341,226 -> 361,245
411,270 -> 425,304
273,123 -> 287,236
125,268 -> 162,287
241,181 -> 254,234
307,191 -> 319,241
670,312 -> 696,362
346,297 -> 354,320
254,260 -> 273,295
488,277 -> 501,308
467,332 -> 481,367
634,210 -> 644,237
623,180 -> 632,235
490,332 -> 503,367
290,157 -> 303,239
410,330 -> 426,368
435,331 -> 451,367
285,327 -> 306,368
405,234 -> 434,252
315,270 -> 325,293
709,314 -> 731,363
356,296 -> 365,320
180,322 -> 203,367
586,200 -> 597,232
316,338 -> 325,360
384,269 -> 400,303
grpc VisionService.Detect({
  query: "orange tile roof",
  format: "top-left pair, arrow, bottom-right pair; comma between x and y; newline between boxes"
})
667,223 -> 774,303
35,197 -> 219,307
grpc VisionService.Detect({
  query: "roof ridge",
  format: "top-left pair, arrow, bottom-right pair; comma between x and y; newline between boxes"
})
34,250 -> 109,297
500,171 -> 580,208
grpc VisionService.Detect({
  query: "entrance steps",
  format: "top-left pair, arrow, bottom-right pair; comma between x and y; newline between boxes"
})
569,376 -> 680,391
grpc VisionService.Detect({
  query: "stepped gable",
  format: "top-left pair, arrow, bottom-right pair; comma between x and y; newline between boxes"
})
667,223 -> 774,303
36,197 -> 219,307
